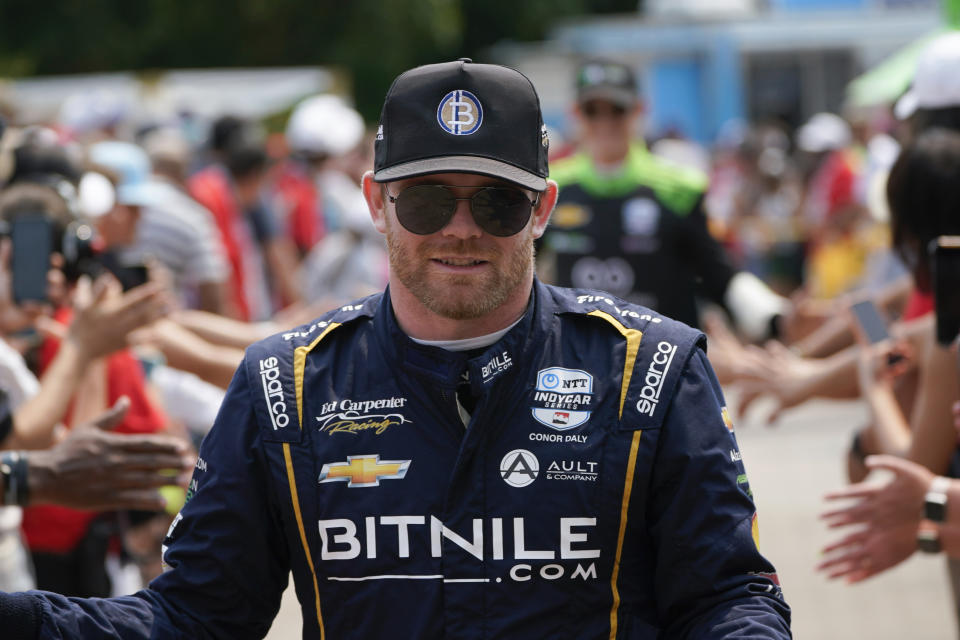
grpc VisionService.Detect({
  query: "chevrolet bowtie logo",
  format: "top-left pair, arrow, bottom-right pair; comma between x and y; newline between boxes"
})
319,455 -> 411,488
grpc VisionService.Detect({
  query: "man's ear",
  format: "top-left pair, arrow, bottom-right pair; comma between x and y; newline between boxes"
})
362,171 -> 388,234
530,180 -> 558,240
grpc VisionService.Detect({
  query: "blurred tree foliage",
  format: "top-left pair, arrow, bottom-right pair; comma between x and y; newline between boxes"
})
0,0 -> 640,120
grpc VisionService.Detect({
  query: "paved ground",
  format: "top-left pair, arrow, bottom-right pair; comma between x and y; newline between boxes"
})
265,394 -> 957,639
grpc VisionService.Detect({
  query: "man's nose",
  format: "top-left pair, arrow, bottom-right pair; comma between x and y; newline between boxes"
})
440,197 -> 482,239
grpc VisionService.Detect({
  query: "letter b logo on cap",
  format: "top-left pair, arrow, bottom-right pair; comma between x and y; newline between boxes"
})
437,90 -> 483,135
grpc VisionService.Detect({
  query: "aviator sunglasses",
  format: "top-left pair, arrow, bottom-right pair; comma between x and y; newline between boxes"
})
387,184 -> 540,237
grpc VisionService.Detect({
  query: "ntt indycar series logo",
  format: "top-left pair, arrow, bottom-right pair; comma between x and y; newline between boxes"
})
531,367 -> 594,430
636,341 -> 677,417
259,357 -> 288,430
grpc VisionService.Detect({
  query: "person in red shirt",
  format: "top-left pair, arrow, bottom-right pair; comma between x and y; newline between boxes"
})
190,117 -> 301,321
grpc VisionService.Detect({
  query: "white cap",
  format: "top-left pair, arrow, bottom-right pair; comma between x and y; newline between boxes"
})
78,171 -> 116,218
895,32 -> 960,120
286,95 -> 365,157
87,141 -> 162,209
796,112 -> 851,153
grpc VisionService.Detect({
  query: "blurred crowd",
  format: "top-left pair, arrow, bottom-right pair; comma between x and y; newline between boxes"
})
0,87 -> 388,597
0,28 -> 957,629
651,31 -> 960,621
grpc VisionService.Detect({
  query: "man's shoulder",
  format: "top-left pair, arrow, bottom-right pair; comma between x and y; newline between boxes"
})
628,148 -> 708,216
544,284 -> 704,345
549,153 -> 592,189
543,284 -> 706,430
247,294 -> 382,358
551,147 -> 707,215
239,295 -> 382,434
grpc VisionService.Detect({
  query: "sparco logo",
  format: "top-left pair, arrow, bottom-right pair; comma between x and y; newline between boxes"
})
500,449 -> 539,487
259,357 -> 288,429
636,341 -> 677,417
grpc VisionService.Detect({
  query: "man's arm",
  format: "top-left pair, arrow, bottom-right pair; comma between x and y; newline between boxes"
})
6,279 -> 168,450
0,398 -> 192,511
1,363 -> 290,639
137,318 -> 244,389
648,347 -> 791,638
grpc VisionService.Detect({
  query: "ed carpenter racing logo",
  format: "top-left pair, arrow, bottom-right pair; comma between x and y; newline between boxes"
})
316,397 -> 410,436
437,90 -> 483,135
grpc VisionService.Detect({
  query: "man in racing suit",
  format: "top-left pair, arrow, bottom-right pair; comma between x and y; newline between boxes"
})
0,59 -> 791,639
541,60 -> 787,341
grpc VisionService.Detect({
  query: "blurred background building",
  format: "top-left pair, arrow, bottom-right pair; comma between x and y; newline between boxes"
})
493,0 -> 947,143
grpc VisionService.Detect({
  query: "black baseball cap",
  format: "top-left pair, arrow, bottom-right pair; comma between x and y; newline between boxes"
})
374,59 -> 549,191
576,60 -> 638,108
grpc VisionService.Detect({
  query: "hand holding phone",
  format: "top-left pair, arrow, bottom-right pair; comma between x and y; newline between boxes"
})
848,299 -> 906,368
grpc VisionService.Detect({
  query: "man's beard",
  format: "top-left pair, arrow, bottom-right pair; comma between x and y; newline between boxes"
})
385,218 -> 533,320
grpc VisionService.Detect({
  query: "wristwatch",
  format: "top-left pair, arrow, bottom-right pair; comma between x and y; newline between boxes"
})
917,527 -> 942,554
924,476 -> 951,523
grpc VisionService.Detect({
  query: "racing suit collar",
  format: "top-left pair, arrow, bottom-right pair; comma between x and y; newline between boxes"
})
375,282 -> 545,387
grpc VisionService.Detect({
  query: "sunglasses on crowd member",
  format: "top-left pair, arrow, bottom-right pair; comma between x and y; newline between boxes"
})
387,184 -> 540,237
581,101 -> 629,119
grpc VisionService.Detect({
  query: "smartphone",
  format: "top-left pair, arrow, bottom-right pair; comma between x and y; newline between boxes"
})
932,236 -> 960,346
849,299 -> 890,345
11,216 -> 53,304
96,251 -> 149,292
114,264 -> 149,292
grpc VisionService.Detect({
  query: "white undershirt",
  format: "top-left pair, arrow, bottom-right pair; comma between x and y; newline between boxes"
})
409,316 -> 523,352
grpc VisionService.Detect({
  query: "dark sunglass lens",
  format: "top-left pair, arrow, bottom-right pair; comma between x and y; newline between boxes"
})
472,188 -> 531,237
396,185 -> 456,235
582,102 -> 626,119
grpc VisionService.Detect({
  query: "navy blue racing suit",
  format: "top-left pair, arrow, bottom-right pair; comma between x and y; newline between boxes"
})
1,281 -> 790,639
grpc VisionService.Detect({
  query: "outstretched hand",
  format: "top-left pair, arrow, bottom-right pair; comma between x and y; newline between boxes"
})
44,275 -> 171,361
734,340 -> 820,426
817,521 -> 917,583
818,455 -> 935,583
855,340 -> 914,398
27,397 -> 194,511
822,455 -> 933,530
